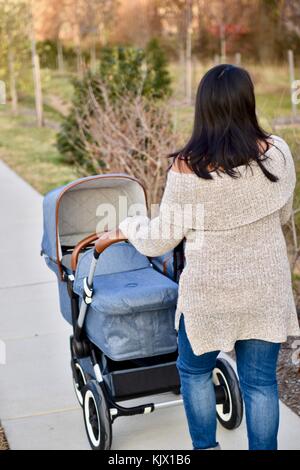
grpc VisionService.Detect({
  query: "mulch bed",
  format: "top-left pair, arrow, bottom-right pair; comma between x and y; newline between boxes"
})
277,329 -> 300,417
0,427 -> 9,451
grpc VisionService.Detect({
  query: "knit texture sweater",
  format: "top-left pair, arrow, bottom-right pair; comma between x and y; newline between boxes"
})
119,135 -> 300,355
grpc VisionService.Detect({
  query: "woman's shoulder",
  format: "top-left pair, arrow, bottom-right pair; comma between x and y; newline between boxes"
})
162,159 -> 197,205
170,157 -> 195,175
169,157 -> 197,181
268,134 -> 291,154
265,135 -> 294,174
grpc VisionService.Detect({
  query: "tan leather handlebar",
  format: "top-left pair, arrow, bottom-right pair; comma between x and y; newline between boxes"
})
70,231 -> 127,272
94,233 -> 127,255
70,233 -> 98,271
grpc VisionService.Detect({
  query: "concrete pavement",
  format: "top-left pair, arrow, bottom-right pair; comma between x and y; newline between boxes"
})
0,160 -> 300,450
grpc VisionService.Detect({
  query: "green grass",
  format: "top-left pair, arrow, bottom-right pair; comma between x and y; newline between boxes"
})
0,69 -> 79,194
41,69 -> 76,103
0,109 -> 78,194
1,64 -> 300,200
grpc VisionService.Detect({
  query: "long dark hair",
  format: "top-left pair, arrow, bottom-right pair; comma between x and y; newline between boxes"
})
169,64 -> 278,182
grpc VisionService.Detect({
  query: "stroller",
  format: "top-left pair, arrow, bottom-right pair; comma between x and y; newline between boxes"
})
41,173 -> 243,450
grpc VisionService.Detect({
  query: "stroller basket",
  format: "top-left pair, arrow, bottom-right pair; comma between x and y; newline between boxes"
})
103,351 -> 180,400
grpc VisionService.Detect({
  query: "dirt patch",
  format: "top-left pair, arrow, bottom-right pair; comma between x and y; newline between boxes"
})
277,330 -> 300,417
0,427 -> 9,450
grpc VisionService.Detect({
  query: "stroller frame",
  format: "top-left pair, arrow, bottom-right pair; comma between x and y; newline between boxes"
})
42,173 -> 243,450
67,236 -> 243,450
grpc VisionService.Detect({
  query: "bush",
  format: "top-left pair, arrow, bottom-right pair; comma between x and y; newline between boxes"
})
64,79 -> 178,204
56,40 -> 172,168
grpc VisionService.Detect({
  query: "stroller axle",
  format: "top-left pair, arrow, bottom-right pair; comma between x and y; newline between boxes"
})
108,384 -> 227,423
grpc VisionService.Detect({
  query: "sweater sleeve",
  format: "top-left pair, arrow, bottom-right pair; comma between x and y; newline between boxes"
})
279,195 -> 294,226
118,214 -> 187,257
119,171 -> 201,257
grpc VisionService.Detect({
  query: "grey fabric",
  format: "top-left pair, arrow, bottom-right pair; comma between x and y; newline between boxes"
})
45,243 -> 179,360
75,242 -> 150,279
41,175 -> 146,263
59,184 -> 146,247
74,267 -> 178,315
43,255 -> 73,323
72,243 -> 178,360
41,175 -> 179,361
42,185 -> 62,262
83,303 -> 178,360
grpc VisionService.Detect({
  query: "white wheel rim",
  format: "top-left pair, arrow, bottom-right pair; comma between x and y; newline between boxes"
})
84,390 -> 101,448
73,363 -> 87,406
213,367 -> 233,422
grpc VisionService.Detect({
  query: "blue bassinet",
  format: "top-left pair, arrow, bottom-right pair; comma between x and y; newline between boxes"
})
41,174 -> 178,361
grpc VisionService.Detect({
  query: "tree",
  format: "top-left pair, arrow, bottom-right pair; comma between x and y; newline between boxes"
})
57,43 -> 172,169
0,0 -> 29,115
112,0 -> 153,47
158,0 -> 195,101
33,0 -> 118,74
282,0 -> 300,36
28,1 -> 44,127
61,0 -> 118,75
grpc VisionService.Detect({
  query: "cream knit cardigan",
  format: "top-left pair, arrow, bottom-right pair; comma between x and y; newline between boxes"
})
119,135 -> 300,355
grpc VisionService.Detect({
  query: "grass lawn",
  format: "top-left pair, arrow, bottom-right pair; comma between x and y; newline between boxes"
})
0,62 -> 300,201
0,109 -> 78,194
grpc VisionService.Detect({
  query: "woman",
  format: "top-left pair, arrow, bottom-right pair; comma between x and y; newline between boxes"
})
101,64 -> 300,450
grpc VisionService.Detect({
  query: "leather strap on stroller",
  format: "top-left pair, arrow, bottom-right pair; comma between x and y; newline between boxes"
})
71,233 -> 98,271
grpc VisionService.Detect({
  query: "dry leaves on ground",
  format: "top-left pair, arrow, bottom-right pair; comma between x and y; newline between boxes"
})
0,427 -> 9,450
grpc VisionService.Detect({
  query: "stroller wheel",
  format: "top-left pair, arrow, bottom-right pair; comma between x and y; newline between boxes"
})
72,360 -> 87,407
213,358 -> 243,430
83,380 -> 112,450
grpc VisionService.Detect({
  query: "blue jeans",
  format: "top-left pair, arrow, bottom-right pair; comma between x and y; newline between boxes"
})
176,314 -> 281,450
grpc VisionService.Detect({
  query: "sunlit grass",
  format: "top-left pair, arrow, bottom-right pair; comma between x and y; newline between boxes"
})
1,64 -> 300,200
0,109 -> 78,194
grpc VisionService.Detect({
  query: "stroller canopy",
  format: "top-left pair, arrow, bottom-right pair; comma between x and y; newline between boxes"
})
41,174 -> 147,275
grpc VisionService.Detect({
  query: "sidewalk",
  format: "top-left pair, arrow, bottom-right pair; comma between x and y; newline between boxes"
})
0,160 -> 300,450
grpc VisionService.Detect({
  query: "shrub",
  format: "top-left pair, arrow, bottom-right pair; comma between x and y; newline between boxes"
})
64,79 -> 178,204
56,41 -> 172,169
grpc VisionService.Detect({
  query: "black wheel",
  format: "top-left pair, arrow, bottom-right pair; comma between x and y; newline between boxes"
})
213,358 -> 243,430
71,359 -> 87,407
83,380 -> 112,450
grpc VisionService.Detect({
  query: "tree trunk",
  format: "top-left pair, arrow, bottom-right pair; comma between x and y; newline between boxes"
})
220,23 -> 226,63
185,0 -> 193,105
7,45 -> 18,115
76,44 -> 83,78
57,39 -> 64,73
31,36 -> 44,127
90,41 -> 97,72
235,52 -> 241,66
288,49 -> 297,118
179,45 -> 186,99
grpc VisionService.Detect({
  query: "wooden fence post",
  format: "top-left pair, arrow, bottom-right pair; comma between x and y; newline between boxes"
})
288,49 -> 297,118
